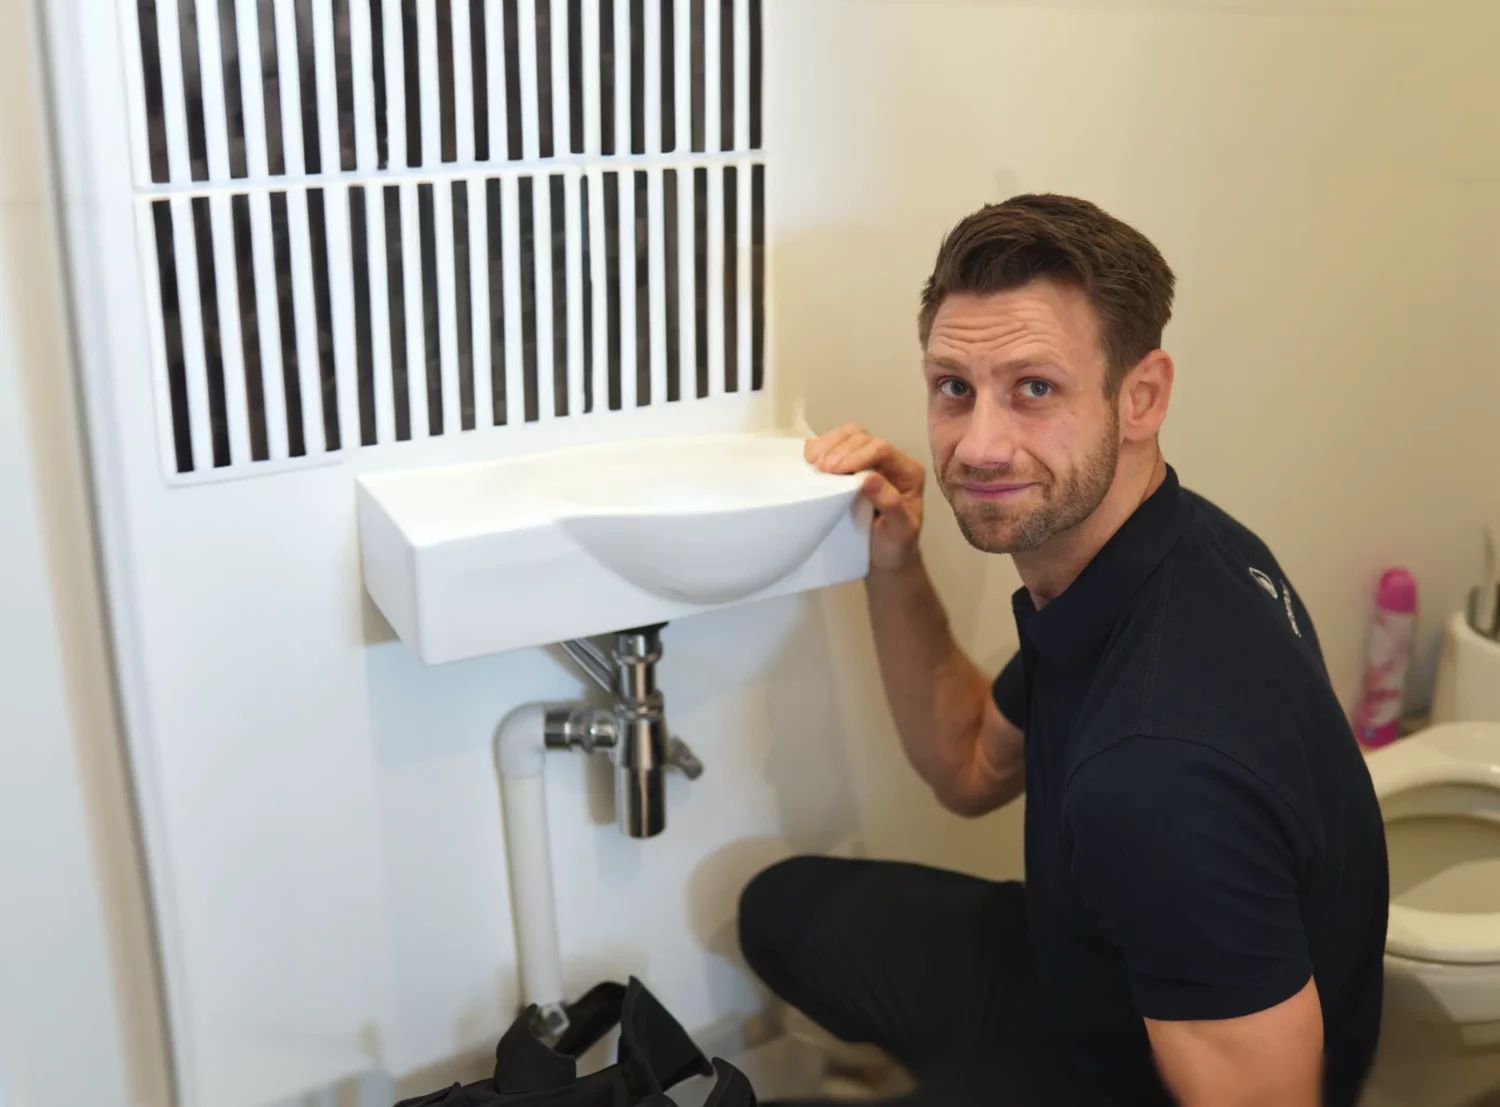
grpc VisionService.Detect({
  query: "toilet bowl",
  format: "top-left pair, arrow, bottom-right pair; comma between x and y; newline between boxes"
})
1365,722 -> 1500,1106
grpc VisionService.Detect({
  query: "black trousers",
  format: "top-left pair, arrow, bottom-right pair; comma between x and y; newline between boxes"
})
737,856 -> 1083,1106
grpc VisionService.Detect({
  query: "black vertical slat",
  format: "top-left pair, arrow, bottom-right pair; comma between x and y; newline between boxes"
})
579,176 -> 593,413
333,0 -> 357,169
549,176 -> 568,417
471,0 -> 489,160
256,0 -> 287,174
401,0 -> 422,165
502,0 -> 523,159
486,180 -> 507,425
603,173 -> 621,410
749,0 -> 761,149
689,0 -> 705,153
349,187 -> 377,445
436,0 -> 457,161
751,163 -> 764,392
659,0 -> 675,153
294,0 -> 322,172
370,0 -> 389,168
598,0 -> 614,156
663,170 -> 680,402
565,0 -> 583,153
177,0 -> 211,180
634,170 -> 649,404
229,195 -> 269,459
630,0 -> 645,154
534,0 -> 555,158
722,166 -> 737,391
305,190 -> 342,449
136,2 -> 172,183
692,166 -> 707,397
188,197 -> 231,466
382,186 -> 412,440
518,177 -> 539,421
452,181 -> 476,429
719,0 -> 733,151
150,202 -> 195,470
268,192 -> 308,456
416,183 -> 443,434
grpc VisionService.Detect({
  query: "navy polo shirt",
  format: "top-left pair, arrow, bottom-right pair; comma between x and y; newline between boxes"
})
991,466 -> 1387,1107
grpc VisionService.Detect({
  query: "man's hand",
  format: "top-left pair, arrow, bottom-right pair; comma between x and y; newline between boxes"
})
805,423 -> 926,571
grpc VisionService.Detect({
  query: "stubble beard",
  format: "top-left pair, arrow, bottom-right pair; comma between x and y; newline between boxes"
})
942,412 -> 1121,555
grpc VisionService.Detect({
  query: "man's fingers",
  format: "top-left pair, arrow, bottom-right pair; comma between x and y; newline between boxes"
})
861,472 -> 911,520
803,422 -> 864,464
821,435 -> 887,473
805,425 -> 924,498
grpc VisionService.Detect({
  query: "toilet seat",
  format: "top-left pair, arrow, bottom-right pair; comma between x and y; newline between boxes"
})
1386,903 -> 1500,964
1369,723 -> 1500,968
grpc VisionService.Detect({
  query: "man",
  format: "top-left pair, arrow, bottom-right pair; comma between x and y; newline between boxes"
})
738,195 -> 1388,1106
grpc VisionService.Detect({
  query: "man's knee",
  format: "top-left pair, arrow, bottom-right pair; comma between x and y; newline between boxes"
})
737,854 -> 836,978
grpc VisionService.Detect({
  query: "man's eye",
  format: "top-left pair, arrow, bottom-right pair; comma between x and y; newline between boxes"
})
937,378 -> 971,398
1020,379 -> 1054,399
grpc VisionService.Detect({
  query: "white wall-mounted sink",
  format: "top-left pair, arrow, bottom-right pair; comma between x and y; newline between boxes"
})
357,432 -> 872,662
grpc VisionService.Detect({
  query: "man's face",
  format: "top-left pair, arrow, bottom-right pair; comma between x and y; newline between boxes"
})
925,281 -> 1122,555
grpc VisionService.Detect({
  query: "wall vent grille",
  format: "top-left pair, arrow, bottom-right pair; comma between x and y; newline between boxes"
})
123,0 -> 765,479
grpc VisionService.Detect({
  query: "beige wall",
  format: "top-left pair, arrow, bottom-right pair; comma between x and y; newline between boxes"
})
771,0 -> 1500,879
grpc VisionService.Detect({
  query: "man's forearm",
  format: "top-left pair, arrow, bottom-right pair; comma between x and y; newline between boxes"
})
863,553 -> 991,803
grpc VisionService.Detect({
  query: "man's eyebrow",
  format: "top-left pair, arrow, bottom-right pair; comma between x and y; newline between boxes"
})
922,355 -> 1061,375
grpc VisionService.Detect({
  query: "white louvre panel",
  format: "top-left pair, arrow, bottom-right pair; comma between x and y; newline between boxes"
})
126,0 -> 766,483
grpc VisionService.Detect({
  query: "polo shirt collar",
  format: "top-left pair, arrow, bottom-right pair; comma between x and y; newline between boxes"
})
1012,464 -> 1190,669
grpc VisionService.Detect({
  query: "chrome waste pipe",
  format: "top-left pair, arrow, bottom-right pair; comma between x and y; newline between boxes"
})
493,624 -> 702,1037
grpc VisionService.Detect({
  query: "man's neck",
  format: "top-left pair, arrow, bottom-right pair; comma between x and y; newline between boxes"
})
1013,446 -> 1167,610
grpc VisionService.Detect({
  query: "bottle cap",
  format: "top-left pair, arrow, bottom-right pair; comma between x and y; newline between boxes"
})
1376,568 -> 1417,614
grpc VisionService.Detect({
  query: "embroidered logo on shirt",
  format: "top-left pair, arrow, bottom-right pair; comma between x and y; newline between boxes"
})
1280,578 -> 1302,638
1249,566 -> 1302,637
1248,567 -> 1279,599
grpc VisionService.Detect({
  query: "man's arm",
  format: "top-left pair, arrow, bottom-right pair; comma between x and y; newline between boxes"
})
865,554 -> 1024,815
804,423 -> 1024,816
1067,737 -> 1321,1105
1145,977 -> 1323,1107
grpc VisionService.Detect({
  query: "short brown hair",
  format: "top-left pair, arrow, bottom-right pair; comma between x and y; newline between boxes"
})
917,194 -> 1176,394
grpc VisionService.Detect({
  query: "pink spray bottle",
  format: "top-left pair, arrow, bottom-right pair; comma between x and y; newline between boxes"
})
1353,568 -> 1418,749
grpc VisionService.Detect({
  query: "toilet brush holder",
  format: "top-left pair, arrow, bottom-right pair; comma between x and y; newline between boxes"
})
1430,610 -> 1500,724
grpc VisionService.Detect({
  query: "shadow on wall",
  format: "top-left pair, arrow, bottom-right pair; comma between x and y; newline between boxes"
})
683,588 -> 864,1023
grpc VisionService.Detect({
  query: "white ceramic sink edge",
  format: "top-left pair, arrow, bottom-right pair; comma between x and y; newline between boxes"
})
358,431 -> 873,661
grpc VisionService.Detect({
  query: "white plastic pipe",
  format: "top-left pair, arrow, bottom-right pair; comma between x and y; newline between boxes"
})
495,703 -> 566,1013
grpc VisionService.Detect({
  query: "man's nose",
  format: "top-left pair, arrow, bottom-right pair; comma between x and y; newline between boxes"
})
952,397 -> 1017,473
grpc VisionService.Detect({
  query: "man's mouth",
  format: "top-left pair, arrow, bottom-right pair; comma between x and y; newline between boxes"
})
958,481 -> 1037,500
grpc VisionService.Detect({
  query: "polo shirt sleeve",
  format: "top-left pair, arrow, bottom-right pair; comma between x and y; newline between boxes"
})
1064,736 -> 1312,1022
990,651 -> 1027,730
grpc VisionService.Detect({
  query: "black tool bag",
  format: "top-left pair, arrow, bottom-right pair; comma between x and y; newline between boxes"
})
396,978 -> 756,1107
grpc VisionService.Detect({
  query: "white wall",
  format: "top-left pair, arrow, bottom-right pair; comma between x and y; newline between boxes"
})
0,3 -> 170,1104
40,1 -> 872,1102
0,167 -> 135,1107
14,1 -> 1500,1104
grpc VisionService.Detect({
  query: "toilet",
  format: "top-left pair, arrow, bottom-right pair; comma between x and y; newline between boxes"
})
1364,720 -> 1500,1106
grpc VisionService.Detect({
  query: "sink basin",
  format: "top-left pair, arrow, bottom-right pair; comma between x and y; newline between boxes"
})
547,435 -> 863,605
357,432 -> 872,662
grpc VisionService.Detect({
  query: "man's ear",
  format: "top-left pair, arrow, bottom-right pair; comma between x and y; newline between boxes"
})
1118,350 -> 1174,443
